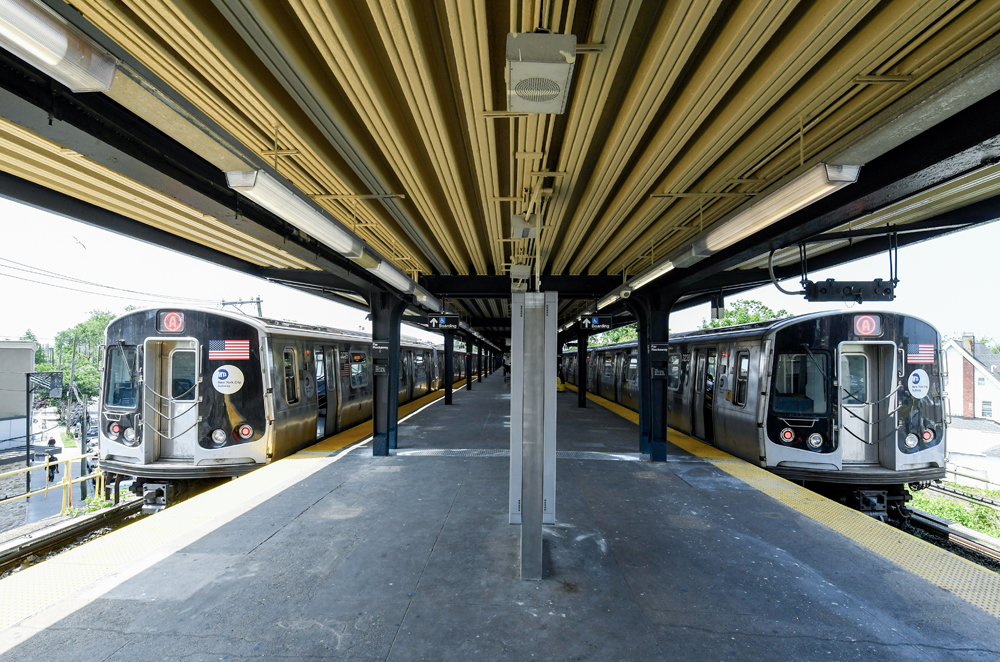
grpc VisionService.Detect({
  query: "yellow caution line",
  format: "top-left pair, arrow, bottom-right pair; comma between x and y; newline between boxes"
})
576,387 -> 1000,619
0,383 -> 467,633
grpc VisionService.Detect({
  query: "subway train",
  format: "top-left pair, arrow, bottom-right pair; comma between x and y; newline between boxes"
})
99,308 -> 475,511
563,311 -> 947,518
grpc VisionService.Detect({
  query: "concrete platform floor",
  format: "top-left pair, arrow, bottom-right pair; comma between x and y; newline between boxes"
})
2,372 -> 999,660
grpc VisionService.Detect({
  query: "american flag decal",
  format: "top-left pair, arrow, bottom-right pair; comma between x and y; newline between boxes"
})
907,343 -> 935,364
208,340 -> 250,360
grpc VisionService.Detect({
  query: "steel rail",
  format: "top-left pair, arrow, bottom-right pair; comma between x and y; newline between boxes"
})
908,509 -> 1000,564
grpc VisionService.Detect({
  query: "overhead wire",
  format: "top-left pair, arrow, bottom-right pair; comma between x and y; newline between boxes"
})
0,271 -> 219,306
0,257 -> 219,304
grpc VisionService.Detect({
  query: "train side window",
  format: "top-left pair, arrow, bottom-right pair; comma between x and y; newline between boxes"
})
349,353 -> 368,389
283,348 -> 299,404
667,355 -> 681,390
733,352 -> 750,407
604,356 -> 615,379
628,355 -> 638,381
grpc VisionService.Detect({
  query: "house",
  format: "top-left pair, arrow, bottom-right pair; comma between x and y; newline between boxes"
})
0,340 -> 39,450
942,334 -> 1000,420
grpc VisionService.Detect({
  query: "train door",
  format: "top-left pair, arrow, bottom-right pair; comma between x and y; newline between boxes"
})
692,350 -> 707,439
704,349 -> 717,442
143,339 -> 199,461
315,346 -> 327,439
329,347 -> 342,434
839,344 -> 879,464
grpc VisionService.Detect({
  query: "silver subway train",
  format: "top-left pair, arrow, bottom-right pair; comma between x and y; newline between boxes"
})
99,308 -> 475,510
563,311 -> 948,517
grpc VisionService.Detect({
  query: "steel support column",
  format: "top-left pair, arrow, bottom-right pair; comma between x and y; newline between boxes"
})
371,292 -> 407,456
477,344 -> 483,382
465,338 -> 473,391
623,298 -> 652,455
444,330 -> 454,405
647,293 -> 675,462
576,330 -> 588,408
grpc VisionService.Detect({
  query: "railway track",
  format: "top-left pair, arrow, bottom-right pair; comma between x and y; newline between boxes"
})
0,499 -> 143,576
926,484 -> 1000,513
908,508 -> 1000,565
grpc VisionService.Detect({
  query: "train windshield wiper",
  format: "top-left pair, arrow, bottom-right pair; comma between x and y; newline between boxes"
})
799,344 -> 828,380
116,340 -> 136,383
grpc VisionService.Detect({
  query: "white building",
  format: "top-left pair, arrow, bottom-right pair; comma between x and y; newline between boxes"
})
943,334 -> 1000,421
0,340 -> 38,450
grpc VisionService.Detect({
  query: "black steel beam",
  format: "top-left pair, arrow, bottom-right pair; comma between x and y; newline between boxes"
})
419,275 -> 622,299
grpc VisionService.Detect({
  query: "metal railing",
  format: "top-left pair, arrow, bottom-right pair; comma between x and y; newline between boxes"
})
0,452 -> 105,514
946,462 -> 1000,491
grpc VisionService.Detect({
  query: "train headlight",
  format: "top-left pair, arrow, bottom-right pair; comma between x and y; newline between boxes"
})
210,429 -> 228,448
122,427 -> 137,446
236,424 -> 253,440
904,433 -> 919,449
807,433 -> 823,449
107,423 -> 120,441
922,429 -> 935,442
779,428 -> 795,444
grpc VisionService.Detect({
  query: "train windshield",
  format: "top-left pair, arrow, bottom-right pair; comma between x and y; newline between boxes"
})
105,346 -> 137,408
772,353 -> 827,414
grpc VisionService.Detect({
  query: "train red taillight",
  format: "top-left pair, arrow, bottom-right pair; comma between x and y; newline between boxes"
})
237,424 -> 254,440
922,429 -> 934,442
780,428 -> 795,443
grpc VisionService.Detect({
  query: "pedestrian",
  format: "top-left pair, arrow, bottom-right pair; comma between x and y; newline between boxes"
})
46,437 -> 59,482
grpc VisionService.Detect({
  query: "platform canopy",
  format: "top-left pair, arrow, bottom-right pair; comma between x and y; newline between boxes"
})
2,1 -> 1000,341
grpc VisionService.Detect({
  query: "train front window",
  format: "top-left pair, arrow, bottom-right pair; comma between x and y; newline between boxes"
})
105,346 -> 137,408
840,354 -> 867,406
170,350 -> 196,401
773,353 -> 827,414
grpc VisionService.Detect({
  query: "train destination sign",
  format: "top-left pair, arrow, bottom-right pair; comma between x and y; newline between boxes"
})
157,310 -> 185,333
579,316 -> 612,331
427,315 -> 460,330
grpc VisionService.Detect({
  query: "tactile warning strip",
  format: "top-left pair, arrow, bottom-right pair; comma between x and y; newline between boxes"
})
579,388 -> 1000,619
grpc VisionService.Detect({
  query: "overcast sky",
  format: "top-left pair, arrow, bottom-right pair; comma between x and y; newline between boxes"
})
0,196 -> 996,345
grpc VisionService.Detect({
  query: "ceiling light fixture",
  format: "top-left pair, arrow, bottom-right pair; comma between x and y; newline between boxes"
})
227,170 -> 427,300
0,0 -> 117,92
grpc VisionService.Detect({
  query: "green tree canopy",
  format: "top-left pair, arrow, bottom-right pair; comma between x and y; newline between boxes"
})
590,323 -> 638,346
702,300 -> 790,329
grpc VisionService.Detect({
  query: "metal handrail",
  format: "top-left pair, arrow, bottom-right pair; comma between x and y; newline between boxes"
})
143,399 -> 197,423
0,451 -> 105,514
143,381 -> 197,404
142,419 -> 200,441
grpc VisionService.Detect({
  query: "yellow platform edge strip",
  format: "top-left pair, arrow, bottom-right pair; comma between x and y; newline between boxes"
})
0,380 -> 470,632
573,386 -> 1000,619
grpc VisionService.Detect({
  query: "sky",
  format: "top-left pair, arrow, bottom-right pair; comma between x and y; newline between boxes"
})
0,196 -> 997,345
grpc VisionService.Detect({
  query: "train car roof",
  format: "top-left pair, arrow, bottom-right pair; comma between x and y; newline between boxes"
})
109,307 -> 441,349
563,310 -> 939,352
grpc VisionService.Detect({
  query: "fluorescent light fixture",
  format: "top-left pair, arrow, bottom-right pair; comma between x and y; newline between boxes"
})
369,260 -> 415,294
596,293 -> 618,311
509,264 -> 532,279
0,0 -> 117,92
699,163 -> 860,253
629,261 -> 674,291
227,170 -> 364,258
414,288 -> 442,312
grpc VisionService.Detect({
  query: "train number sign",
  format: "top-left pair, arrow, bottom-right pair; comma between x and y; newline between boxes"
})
157,310 -> 185,333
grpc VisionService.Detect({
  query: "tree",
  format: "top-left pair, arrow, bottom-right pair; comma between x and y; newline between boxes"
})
591,323 -> 639,346
702,299 -> 790,328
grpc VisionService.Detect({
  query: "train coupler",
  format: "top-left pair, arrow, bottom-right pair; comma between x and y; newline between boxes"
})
141,482 -> 176,514
856,489 -> 888,521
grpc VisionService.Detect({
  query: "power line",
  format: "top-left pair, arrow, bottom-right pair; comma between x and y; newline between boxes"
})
0,257 -> 219,304
0,271 -> 220,306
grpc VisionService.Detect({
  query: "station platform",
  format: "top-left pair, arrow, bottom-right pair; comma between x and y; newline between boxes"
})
1,373 -> 1000,660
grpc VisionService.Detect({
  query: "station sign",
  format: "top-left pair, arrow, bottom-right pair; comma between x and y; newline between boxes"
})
427,315 -> 460,330
578,315 -> 612,331
649,342 -> 670,359
373,363 -> 388,376
372,341 -> 389,359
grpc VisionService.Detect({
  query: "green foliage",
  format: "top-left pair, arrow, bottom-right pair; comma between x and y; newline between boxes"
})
67,495 -> 115,518
908,490 -> 1000,538
702,299 -> 790,329
591,323 -> 639,347
61,431 -> 76,449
